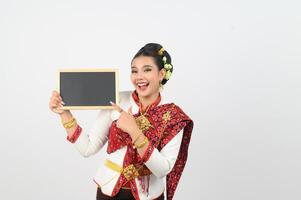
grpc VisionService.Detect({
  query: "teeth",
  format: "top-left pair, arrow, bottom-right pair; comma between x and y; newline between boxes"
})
137,82 -> 148,86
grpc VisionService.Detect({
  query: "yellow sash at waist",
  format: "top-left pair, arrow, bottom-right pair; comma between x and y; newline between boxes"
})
104,159 -> 151,181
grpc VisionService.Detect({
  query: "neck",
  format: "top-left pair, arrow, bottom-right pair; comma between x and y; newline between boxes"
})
138,91 -> 160,110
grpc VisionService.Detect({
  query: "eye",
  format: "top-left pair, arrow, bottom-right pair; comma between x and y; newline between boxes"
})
144,68 -> 152,72
131,70 -> 137,74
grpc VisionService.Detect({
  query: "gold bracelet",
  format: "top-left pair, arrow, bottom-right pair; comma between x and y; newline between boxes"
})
64,120 -> 76,129
62,117 -> 75,125
62,117 -> 75,126
132,132 -> 143,144
62,118 -> 77,129
135,136 -> 148,149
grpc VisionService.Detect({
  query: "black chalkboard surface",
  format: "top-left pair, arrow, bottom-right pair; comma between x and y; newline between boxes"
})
58,69 -> 119,110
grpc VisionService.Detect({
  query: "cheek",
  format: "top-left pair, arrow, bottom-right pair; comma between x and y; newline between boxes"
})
130,74 -> 135,84
149,74 -> 160,84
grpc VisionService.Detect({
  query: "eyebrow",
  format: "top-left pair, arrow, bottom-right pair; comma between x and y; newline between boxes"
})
131,65 -> 153,69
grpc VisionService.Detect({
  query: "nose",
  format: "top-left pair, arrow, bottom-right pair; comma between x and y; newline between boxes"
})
136,70 -> 144,80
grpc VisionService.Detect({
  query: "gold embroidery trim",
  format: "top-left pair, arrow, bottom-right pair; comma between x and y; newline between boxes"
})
104,159 -> 139,181
135,114 -> 153,132
162,111 -> 171,122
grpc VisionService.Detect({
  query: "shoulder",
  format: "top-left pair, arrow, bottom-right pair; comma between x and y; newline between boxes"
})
158,92 -> 185,115
160,103 -> 192,123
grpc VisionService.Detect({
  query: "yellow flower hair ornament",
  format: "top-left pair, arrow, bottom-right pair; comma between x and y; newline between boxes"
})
165,70 -> 172,80
158,47 -> 173,81
162,56 -> 173,80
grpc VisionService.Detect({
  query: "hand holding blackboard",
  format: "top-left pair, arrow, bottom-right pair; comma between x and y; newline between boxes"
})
49,90 -> 67,114
57,69 -> 119,110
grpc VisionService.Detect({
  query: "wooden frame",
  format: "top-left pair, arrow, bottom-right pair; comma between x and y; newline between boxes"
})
57,68 -> 119,110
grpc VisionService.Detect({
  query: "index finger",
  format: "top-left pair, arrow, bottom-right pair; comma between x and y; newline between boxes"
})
110,101 -> 124,113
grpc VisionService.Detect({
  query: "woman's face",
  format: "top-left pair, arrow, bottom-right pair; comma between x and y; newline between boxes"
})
131,56 -> 165,98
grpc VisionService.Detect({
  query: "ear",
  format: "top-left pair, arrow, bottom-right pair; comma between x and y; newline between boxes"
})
159,68 -> 166,81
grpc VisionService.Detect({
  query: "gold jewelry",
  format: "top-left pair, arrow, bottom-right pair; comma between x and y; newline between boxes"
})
135,104 -> 153,132
132,132 -> 143,144
135,136 -> 148,149
65,120 -> 76,129
158,47 -> 165,55
135,114 -> 152,132
62,117 -> 77,129
104,159 -> 151,182
62,117 -> 75,126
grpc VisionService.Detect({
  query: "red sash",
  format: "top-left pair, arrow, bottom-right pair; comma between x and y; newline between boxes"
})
107,91 -> 194,200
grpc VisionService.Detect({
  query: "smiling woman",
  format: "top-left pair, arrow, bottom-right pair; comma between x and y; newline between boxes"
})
130,44 -> 173,111
49,43 -> 194,200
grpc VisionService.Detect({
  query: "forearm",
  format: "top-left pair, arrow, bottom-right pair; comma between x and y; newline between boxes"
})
61,109 -> 111,158
130,129 -> 184,178
60,110 -> 78,136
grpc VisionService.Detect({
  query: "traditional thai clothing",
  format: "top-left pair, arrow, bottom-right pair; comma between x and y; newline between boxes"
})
67,90 -> 194,200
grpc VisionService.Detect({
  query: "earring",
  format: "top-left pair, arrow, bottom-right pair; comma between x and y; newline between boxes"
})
159,80 -> 163,89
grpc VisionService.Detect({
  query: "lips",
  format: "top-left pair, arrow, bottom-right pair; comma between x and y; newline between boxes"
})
137,81 -> 149,91
137,82 -> 148,86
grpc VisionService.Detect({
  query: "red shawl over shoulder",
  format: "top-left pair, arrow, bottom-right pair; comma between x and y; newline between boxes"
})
107,91 -> 194,200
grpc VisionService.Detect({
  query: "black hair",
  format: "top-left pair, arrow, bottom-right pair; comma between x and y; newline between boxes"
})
131,43 -> 173,85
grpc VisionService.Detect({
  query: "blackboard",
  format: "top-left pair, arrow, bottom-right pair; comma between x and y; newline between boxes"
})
58,69 -> 119,110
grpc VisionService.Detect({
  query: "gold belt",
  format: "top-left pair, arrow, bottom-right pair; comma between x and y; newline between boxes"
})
105,159 -> 151,181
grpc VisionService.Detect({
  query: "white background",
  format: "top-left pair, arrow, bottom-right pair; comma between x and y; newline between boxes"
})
1,0 -> 300,199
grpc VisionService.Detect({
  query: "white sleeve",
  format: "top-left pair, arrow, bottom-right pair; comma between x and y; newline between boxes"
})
143,129 -> 184,178
71,109 -> 113,158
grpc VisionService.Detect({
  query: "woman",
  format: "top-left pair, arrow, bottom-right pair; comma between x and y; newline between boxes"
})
49,43 -> 194,200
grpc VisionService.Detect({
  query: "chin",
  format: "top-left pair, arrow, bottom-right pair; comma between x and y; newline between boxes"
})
135,87 -> 150,97
136,90 -> 149,97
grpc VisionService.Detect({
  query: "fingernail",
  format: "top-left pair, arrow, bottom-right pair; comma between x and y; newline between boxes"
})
61,101 -> 65,105
110,101 -> 114,105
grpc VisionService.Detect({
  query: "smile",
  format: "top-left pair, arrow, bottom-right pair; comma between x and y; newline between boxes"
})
136,82 -> 149,91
